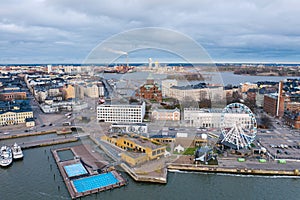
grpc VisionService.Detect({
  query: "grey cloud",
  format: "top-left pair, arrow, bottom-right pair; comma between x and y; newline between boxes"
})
1,0 -> 300,63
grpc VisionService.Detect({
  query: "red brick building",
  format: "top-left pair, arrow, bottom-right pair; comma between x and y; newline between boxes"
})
284,113 -> 300,129
263,81 -> 284,118
263,94 -> 278,116
136,79 -> 162,102
0,91 -> 27,101
246,89 -> 257,106
286,102 -> 300,113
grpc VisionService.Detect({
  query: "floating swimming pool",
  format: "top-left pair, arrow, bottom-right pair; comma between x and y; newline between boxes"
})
64,163 -> 88,178
72,172 -> 120,193
57,149 -> 75,161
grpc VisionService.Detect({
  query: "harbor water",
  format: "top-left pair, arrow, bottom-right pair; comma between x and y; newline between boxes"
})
1,140 -> 300,200
103,71 -> 296,86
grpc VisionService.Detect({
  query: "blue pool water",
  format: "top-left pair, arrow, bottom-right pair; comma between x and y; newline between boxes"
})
73,172 -> 120,193
64,163 -> 88,177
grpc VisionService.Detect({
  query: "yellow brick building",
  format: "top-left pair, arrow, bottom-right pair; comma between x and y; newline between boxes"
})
120,152 -> 148,166
102,134 -> 166,166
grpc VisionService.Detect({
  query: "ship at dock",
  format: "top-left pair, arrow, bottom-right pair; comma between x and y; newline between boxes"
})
12,143 -> 24,160
0,145 -> 13,167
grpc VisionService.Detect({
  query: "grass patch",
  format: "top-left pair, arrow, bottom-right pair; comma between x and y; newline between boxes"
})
183,147 -> 197,155
166,146 -> 171,152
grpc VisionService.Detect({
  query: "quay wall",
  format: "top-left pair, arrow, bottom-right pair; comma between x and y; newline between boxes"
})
167,163 -> 300,176
120,163 -> 167,184
0,130 -> 57,140
21,137 -> 78,149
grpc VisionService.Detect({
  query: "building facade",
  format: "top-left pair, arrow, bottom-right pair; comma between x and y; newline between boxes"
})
97,102 -> 146,123
0,91 -> 27,101
286,102 -> 300,113
151,108 -> 180,121
84,84 -> 99,98
263,93 -> 284,117
161,79 -> 178,97
240,82 -> 258,93
167,83 -> 224,102
284,112 -> 300,129
110,123 -> 148,135
184,108 -> 253,128
168,83 -> 208,101
61,84 -> 75,100
0,100 -> 34,126
0,110 -> 33,126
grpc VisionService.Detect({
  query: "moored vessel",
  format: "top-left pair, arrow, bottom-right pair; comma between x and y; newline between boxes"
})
12,143 -> 24,160
0,145 -> 13,167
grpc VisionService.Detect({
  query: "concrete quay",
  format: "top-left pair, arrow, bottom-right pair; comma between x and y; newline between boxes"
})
0,129 -> 57,140
121,163 -> 167,184
167,161 -> 300,177
20,136 -> 78,149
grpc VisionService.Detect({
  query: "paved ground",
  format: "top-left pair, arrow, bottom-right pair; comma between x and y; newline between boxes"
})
257,128 -> 300,160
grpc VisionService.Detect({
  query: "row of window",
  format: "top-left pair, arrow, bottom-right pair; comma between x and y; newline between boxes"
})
98,109 -> 141,111
152,149 -> 164,156
98,113 -> 141,115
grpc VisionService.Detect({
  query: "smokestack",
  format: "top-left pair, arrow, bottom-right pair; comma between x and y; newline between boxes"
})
276,80 -> 284,118
148,58 -> 152,68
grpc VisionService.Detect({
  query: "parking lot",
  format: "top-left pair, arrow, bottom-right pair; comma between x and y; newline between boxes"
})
258,129 -> 300,160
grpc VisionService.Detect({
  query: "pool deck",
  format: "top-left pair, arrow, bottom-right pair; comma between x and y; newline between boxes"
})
52,146 -> 127,199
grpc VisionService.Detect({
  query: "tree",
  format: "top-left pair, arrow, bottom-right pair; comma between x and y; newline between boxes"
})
199,99 -> 212,108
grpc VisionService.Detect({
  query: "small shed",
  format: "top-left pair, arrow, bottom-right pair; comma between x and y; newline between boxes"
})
25,118 -> 35,127
174,144 -> 184,153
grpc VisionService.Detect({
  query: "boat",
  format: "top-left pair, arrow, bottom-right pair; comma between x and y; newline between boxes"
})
0,145 -> 13,167
12,143 -> 23,160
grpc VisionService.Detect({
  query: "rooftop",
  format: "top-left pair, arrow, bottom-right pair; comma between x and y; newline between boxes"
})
171,82 -> 207,90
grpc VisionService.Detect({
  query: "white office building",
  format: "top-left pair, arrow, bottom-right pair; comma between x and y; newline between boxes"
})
97,102 -> 146,123
184,108 -> 252,128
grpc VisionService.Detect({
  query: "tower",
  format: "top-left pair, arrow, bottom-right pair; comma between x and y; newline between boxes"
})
148,58 -> 152,68
276,80 -> 284,118
47,64 -> 52,73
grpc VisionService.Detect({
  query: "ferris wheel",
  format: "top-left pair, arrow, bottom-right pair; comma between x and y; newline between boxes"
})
220,103 -> 257,150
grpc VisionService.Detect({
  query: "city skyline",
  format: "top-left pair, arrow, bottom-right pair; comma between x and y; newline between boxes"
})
1,1 -> 300,64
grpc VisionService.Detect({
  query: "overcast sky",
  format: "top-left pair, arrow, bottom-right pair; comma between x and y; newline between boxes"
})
1,0 -> 300,64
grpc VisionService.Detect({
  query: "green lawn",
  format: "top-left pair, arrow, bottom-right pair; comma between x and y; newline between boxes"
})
183,147 -> 197,155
